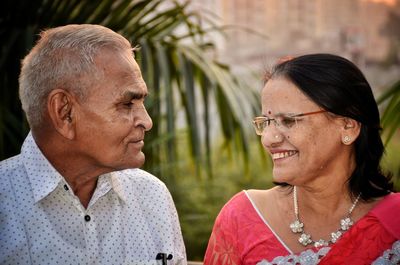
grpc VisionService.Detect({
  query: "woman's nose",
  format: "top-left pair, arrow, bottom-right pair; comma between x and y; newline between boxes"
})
261,125 -> 284,148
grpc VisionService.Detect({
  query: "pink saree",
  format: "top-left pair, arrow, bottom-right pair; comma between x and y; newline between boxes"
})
204,191 -> 400,265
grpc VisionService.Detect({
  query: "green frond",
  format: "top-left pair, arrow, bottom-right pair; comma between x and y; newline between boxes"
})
378,80 -> 400,145
1,0 -> 261,180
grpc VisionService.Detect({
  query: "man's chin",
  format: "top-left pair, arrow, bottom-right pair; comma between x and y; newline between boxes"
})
107,153 -> 146,171
126,154 -> 146,169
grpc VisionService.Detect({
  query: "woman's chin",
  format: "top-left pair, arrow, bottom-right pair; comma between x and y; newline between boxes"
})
272,170 -> 296,184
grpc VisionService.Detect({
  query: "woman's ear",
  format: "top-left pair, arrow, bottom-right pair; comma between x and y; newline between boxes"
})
47,89 -> 76,140
341,117 -> 361,145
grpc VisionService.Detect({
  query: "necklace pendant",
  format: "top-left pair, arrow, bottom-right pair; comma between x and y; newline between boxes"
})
299,233 -> 312,246
340,217 -> 353,231
290,187 -> 362,247
314,239 -> 328,248
290,220 -> 304,233
331,231 -> 342,243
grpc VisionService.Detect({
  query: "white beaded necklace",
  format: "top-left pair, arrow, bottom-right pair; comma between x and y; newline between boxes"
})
289,186 -> 361,248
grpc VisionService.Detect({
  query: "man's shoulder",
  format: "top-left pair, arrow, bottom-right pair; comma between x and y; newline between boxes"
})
0,155 -> 25,207
0,154 -> 23,177
114,168 -> 164,185
112,168 -> 169,194
111,168 -> 174,206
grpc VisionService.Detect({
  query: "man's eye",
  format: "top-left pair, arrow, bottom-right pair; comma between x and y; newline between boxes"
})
280,117 -> 297,127
123,102 -> 133,107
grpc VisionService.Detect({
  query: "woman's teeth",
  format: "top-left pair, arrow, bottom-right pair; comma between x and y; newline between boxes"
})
272,150 -> 297,159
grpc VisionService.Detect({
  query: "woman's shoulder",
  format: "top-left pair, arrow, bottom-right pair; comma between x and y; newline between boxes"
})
246,187 -> 289,213
224,188 -> 276,210
371,192 -> 400,213
385,192 -> 400,202
220,190 -> 250,211
369,192 -> 400,239
216,188 -> 283,223
215,190 -> 263,220
246,188 -> 277,203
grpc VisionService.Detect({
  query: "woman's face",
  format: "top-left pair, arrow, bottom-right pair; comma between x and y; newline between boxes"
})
260,76 -> 347,186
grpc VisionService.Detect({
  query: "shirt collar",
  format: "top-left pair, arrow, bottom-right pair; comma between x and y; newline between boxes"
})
21,132 -> 63,203
111,172 -> 127,203
88,173 -> 127,206
22,132 -> 128,204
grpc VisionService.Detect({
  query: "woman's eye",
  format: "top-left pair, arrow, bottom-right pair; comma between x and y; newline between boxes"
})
259,120 -> 268,129
281,117 -> 297,128
257,119 -> 270,129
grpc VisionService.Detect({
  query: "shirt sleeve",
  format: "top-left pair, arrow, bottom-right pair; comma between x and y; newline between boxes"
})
0,175 -> 31,265
165,189 -> 187,265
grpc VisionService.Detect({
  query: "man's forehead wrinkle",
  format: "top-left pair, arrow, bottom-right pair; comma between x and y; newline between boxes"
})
123,72 -> 143,85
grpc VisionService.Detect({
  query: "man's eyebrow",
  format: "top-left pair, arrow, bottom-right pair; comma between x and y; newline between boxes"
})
120,91 -> 148,100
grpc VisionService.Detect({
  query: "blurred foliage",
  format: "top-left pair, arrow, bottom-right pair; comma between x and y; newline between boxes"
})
377,79 -> 400,191
378,80 -> 400,145
0,0 -> 260,177
382,133 -> 400,189
162,131 -> 273,260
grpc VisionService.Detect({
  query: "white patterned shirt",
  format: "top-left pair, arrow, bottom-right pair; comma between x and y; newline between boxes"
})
0,132 -> 187,265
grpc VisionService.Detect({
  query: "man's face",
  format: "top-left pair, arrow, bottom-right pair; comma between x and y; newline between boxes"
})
73,48 -> 152,171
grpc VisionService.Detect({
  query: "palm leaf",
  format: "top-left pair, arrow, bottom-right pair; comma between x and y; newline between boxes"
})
0,0 -> 261,180
378,80 -> 400,145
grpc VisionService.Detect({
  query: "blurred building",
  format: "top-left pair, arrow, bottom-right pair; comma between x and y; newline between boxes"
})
187,0 -> 394,72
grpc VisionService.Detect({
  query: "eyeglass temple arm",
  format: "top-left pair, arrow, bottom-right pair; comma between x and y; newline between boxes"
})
293,110 -> 326,117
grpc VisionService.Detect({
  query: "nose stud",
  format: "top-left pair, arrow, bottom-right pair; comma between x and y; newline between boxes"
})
274,134 -> 281,140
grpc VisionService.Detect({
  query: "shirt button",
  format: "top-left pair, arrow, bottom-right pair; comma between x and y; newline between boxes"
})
63,184 -> 69,191
84,215 -> 91,222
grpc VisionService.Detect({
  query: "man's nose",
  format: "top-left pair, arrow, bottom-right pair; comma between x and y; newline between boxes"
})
136,106 -> 153,131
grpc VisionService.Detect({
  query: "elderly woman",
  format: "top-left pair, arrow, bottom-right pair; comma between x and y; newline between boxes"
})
204,54 -> 399,265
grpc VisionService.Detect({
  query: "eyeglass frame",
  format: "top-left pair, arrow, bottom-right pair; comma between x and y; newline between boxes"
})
252,110 -> 327,136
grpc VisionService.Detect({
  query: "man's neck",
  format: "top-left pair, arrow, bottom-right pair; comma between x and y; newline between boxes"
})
34,132 -> 106,208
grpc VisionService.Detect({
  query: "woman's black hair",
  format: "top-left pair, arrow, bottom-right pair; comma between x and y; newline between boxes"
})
267,53 -> 393,200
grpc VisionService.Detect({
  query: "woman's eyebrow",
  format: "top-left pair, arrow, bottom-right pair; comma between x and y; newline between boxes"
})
261,112 -> 296,117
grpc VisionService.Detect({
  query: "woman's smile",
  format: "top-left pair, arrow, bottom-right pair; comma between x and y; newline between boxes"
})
271,150 -> 298,160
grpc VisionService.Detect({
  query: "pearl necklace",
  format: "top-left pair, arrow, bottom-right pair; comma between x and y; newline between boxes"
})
289,186 -> 361,248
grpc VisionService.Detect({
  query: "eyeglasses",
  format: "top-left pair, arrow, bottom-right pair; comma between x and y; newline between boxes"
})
252,110 -> 327,136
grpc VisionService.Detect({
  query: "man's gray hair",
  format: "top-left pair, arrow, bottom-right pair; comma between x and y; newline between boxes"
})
19,24 -> 133,129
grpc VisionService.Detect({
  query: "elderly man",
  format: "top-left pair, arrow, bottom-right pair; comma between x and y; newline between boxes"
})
0,24 -> 186,264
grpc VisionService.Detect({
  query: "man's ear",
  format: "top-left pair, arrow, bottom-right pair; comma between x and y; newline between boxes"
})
47,89 -> 76,140
340,117 -> 361,145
